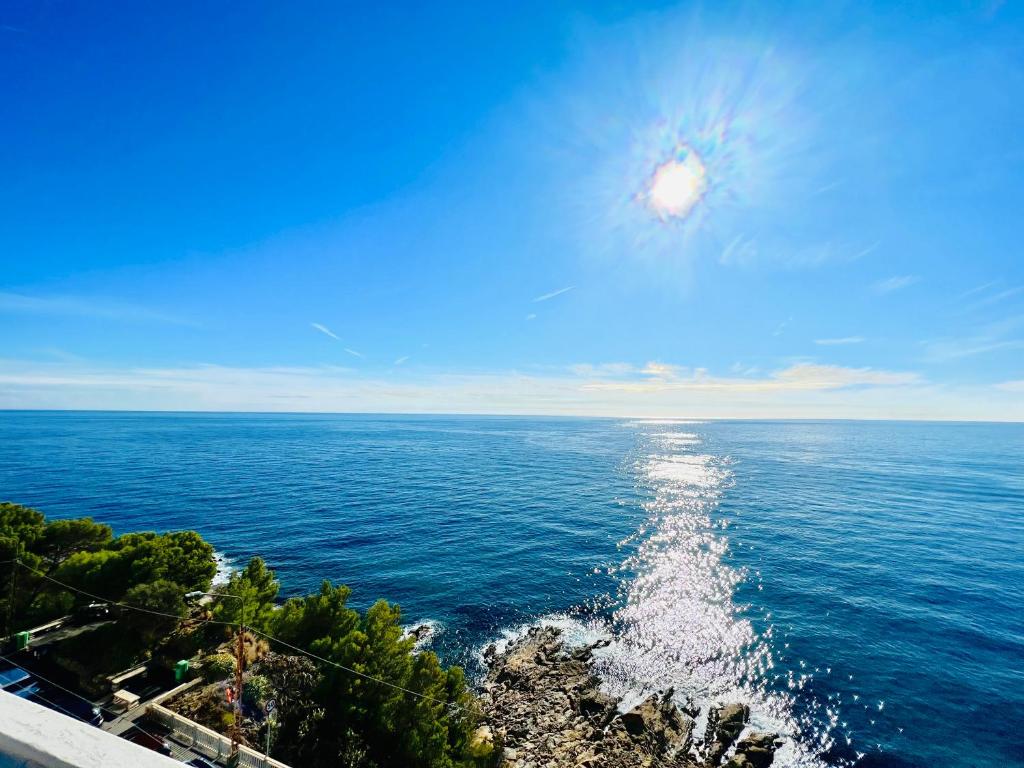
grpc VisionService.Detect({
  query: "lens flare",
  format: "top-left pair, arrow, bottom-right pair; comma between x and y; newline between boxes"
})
645,147 -> 708,220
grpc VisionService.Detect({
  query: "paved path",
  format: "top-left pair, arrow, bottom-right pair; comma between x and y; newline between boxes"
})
101,691 -> 222,765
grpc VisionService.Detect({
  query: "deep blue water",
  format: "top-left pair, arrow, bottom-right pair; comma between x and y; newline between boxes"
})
1,412 -> 1021,767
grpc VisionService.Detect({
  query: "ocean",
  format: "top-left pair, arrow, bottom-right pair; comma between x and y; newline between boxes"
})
1,412 -> 1021,767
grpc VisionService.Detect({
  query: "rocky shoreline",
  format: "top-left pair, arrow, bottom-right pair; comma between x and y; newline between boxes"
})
477,626 -> 782,768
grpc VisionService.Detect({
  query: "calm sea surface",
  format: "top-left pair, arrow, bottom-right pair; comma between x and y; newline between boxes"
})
1,412 -> 1021,767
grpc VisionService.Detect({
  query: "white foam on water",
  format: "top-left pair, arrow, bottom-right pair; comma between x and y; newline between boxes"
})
402,618 -> 446,650
474,613 -> 612,670
212,551 -> 236,586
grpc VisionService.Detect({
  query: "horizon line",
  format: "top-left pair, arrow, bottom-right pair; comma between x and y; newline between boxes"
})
0,407 -> 1020,425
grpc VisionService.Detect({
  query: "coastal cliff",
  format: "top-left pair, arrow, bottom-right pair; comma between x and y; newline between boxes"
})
477,626 -> 782,768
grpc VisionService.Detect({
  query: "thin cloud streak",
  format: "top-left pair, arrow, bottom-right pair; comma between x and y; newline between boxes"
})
815,336 -> 865,345
958,280 -> 1000,300
344,348 -> 364,359
921,337 -> 1024,361
872,275 -> 919,295
310,322 -> 341,340
921,315 -> 1024,361
967,285 -> 1023,310
0,291 -> 192,325
852,241 -> 881,261
532,286 -> 575,303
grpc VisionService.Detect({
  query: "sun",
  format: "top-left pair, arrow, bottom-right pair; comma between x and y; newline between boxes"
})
645,147 -> 708,220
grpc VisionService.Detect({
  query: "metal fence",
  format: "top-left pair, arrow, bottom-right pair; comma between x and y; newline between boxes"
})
146,702 -> 292,768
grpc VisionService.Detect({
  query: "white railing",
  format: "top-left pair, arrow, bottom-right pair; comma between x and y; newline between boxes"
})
149,677 -> 202,706
146,703 -> 292,768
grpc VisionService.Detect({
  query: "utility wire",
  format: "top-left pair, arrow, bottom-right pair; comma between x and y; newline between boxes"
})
22,688 -> 89,722
248,627 -> 473,714
14,560 -> 237,625
9,560 -> 473,714
0,651 -> 178,752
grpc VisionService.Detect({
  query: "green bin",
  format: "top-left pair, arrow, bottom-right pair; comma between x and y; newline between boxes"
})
174,659 -> 189,682
15,631 -> 30,650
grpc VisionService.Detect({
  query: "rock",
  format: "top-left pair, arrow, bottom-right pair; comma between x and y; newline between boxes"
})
618,691 -> 694,756
576,688 -> 617,726
483,643 -> 499,664
404,623 -> 435,646
704,703 -> 749,764
497,640 -> 553,689
726,731 -> 781,768
480,626 -> 708,767
570,638 -> 611,663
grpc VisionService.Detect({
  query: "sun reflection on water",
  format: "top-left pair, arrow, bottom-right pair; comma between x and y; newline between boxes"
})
585,426 -> 844,767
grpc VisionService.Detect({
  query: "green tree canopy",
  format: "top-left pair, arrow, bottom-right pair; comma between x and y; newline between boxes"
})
54,529 -> 217,600
2,504 -> 492,767
213,556 -> 279,631
271,580 -> 360,649
121,578 -> 187,646
267,586 -> 487,768
37,518 -> 112,570
1,502 -> 216,633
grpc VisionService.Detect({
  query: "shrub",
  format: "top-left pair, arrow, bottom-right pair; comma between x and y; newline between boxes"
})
203,652 -> 236,683
243,674 -> 271,707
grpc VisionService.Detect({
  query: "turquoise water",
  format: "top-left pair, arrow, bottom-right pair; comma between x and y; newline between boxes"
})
1,412 -> 1021,767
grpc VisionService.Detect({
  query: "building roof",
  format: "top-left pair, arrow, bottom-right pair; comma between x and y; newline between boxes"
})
0,690 -> 182,768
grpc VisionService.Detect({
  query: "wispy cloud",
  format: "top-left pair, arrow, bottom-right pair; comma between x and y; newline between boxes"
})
996,379 -> 1024,392
958,280 -> 1000,300
921,337 -> 1024,361
532,286 -> 574,303
872,275 -> 919,295
852,241 -> 881,261
964,284 -> 1023,311
584,362 -> 919,393
815,336 -> 865,346
393,356 -> 409,366
640,361 -> 682,379
921,314 -> 1024,361
568,362 -> 635,378
525,313 -> 537,321
719,236 -> 758,267
312,322 -> 363,359
0,291 -> 191,324
310,322 -> 341,340
3,358 -> 1019,420
720,240 -> 877,270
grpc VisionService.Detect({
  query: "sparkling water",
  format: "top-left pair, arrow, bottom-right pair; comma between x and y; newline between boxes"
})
1,412 -> 1021,767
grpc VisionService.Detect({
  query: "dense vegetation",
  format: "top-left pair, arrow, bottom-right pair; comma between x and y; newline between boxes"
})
0,502 -> 494,768
0,501 -> 214,635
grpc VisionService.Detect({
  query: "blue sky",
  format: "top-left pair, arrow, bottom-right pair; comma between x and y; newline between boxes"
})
2,1 -> 1023,418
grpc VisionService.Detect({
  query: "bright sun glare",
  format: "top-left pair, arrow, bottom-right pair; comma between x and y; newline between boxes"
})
646,147 -> 708,220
